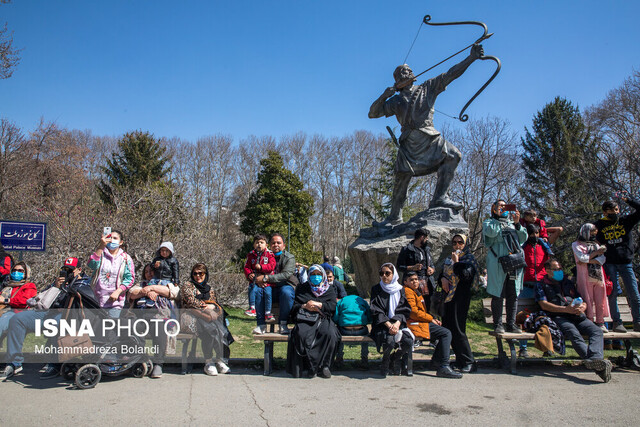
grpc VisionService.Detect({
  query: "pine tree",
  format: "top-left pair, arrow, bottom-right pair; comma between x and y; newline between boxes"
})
520,97 -> 602,216
99,131 -> 171,203
239,150 -> 317,264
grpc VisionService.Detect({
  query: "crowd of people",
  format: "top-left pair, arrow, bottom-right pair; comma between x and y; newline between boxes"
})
1,195 -> 638,383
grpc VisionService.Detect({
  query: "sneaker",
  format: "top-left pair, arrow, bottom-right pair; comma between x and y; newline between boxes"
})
278,324 -> 290,335
265,313 -> 275,322
215,360 -> 230,374
505,324 -> 522,333
1,364 -> 22,379
518,348 -> 529,358
584,359 -> 612,383
40,364 -> 59,380
204,362 -> 218,376
413,340 -> 422,349
459,362 -> 478,373
597,323 -> 609,333
244,308 -> 256,317
252,325 -> 267,335
494,324 -> 505,334
612,322 -> 627,333
151,364 -> 163,378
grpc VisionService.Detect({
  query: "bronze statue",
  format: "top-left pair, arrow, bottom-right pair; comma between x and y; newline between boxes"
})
369,43 -> 484,225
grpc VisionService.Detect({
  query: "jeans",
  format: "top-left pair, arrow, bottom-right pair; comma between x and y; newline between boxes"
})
6,310 -> 49,367
336,326 -> 369,360
256,284 -> 294,326
254,286 -> 273,325
604,263 -> 640,323
553,315 -> 603,360
0,311 -> 17,337
492,276 -> 518,327
248,282 -> 256,308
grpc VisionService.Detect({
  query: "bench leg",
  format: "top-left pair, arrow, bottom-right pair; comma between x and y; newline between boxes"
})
406,351 -> 413,376
495,337 -> 509,371
624,339 -> 640,370
507,339 -> 518,375
263,341 -> 273,376
180,339 -> 189,374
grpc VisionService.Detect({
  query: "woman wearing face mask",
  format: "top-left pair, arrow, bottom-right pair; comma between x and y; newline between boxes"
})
286,264 -> 340,378
482,199 -> 528,334
87,230 -> 135,317
0,262 -> 37,337
572,223 -> 610,331
369,263 -> 414,377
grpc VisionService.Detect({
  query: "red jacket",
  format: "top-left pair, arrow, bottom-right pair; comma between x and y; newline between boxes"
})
0,255 -> 12,277
243,249 -> 276,285
520,218 -> 548,239
523,242 -> 548,282
5,282 -> 37,312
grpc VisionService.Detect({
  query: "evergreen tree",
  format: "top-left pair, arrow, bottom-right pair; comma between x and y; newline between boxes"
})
99,130 -> 171,203
520,97 -> 603,216
239,150 -> 317,264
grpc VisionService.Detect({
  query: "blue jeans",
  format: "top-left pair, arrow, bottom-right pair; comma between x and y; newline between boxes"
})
254,286 -> 273,325
0,311 -> 17,337
6,310 -> 49,367
604,263 -> 640,323
248,282 -> 256,308
256,284 -> 294,326
554,315 -> 603,360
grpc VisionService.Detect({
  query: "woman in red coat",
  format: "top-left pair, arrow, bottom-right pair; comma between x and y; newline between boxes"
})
0,262 -> 37,337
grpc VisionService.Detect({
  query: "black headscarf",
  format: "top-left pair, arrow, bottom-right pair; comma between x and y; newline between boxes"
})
191,269 -> 211,301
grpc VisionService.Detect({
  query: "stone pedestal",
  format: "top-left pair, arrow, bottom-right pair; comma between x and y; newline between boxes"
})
348,207 -> 469,297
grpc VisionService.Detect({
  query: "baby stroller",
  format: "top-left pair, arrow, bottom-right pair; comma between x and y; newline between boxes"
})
58,281 -> 153,389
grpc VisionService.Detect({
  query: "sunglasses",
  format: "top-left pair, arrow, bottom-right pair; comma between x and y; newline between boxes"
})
379,270 -> 393,277
193,271 -> 205,277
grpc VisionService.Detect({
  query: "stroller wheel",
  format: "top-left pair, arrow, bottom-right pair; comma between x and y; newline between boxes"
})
75,364 -> 101,389
145,360 -> 154,377
60,363 -> 76,381
131,363 -> 148,378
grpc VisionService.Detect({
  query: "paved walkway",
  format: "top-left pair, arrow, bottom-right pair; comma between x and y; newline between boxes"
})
2,364 -> 638,426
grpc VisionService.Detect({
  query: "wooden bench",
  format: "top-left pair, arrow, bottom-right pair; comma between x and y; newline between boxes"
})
483,297 -> 640,374
253,322 -> 413,376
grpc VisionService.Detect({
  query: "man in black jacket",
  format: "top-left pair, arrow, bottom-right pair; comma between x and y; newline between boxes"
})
396,228 -> 435,297
595,197 -> 640,332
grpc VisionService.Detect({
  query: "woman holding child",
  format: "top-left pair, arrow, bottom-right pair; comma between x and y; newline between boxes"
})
286,264 -> 340,378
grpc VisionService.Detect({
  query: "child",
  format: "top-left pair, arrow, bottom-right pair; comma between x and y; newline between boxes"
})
520,209 -> 563,256
152,242 -> 180,285
243,234 -> 276,330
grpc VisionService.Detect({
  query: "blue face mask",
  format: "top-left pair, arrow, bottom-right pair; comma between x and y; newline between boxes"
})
274,251 -> 283,256
500,211 -> 509,218
553,270 -> 564,281
10,271 -> 24,281
106,242 -> 120,251
309,275 -> 323,286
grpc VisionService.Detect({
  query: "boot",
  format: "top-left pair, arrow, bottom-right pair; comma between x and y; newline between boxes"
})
401,352 -> 413,376
390,351 -> 402,376
380,350 -> 392,378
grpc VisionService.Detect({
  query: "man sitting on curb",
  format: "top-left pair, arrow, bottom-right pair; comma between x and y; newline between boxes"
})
535,258 -> 612,383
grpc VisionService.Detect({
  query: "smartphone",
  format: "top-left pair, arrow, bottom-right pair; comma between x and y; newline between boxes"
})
103,227 -> 112,236
503,204 -> 516,212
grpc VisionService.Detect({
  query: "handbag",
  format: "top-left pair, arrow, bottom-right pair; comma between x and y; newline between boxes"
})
295,308 -> 320,324
57,294 -> 93,363
490,246 -> 527,273
32,286 -> 62,310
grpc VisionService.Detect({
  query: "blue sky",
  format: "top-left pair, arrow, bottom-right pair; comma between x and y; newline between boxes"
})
2,1 -> 639,142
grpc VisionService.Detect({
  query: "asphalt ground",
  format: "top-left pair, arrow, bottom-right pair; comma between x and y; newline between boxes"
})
1,363 -> 639,426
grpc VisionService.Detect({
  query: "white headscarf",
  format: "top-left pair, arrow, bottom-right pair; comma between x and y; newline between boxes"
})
379,263 -> 403,318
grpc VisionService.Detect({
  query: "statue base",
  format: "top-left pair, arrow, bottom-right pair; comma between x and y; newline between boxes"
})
348,207 -> 469,297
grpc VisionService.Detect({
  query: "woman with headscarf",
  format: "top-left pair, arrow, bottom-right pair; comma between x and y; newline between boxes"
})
369,263 -> 414,377
286,264 -> 340,378
180,263 -> 233,376
572,223 -> 610,331
441,233 -> 479,373
0,262 -> 37,337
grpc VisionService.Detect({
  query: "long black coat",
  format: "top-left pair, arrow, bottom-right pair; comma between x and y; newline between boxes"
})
286,282 -> 340,376
369,283 -> 412,351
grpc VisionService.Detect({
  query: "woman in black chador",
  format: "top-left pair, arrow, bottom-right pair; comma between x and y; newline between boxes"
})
286,264 -> 340,378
